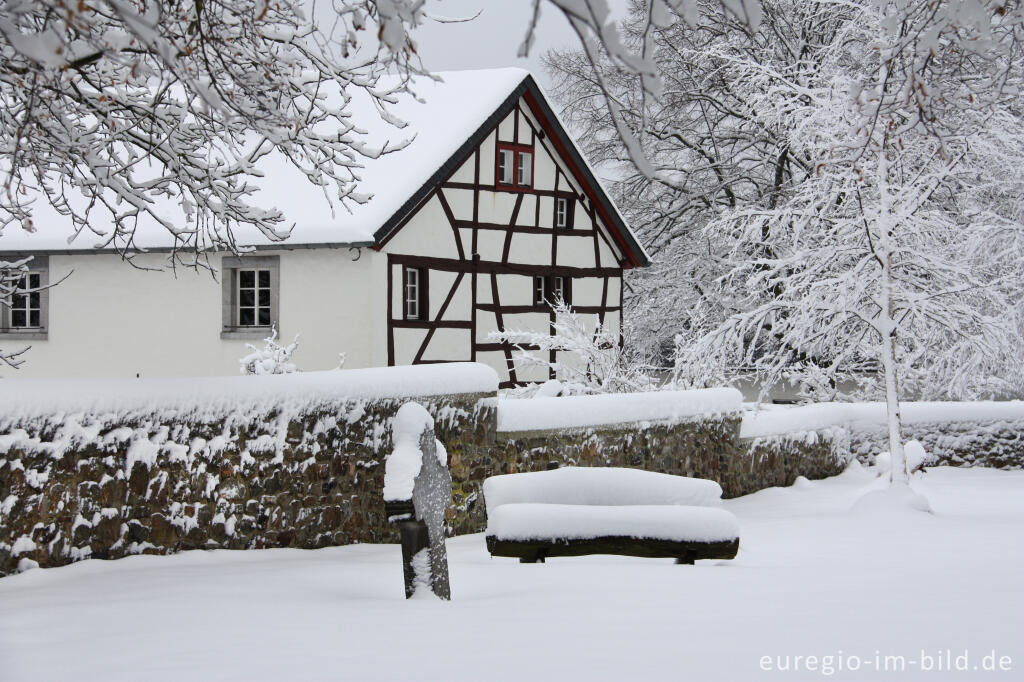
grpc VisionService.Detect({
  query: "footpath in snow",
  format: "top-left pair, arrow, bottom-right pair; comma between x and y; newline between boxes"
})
0,465 -> 1021,681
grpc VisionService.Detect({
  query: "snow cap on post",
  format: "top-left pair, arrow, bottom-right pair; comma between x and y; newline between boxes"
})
383,402 -> 436,503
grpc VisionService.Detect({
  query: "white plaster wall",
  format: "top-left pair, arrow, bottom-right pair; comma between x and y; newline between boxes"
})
516,110 -> 532,145
479,132 -> 496,185
475,310 -> 500,343
420,328 -> 472,362
497,112 -> 515,141
443,188 -> 474,221
449,155 -> 475,183
475,231 -> 506,262
508,233 -> 554,266
478,191 -> 518,225
555,235 -> 599,267
494,274 -> 533,303
14,248 -> 375,378
386,196 -> 461,258
533,146 -> 557,192
512,358 -> 549,383
515,195 -> 538,226
441,276 -> 473,321
474,350 -> 511,378
503,312 -> 552,333
572,277 -> 607,305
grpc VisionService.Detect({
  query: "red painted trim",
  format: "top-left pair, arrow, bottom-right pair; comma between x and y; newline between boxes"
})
496,142 -> 535,192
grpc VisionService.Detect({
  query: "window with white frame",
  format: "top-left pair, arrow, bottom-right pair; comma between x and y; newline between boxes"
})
533,274 -> 570,307
404,266 -> 427,320
552,275 -> 568,303
498,148 -> 515,185
533,276 -> 547,306
556,197 -> 572,230
516,151 -> 532,186
221,255 -> 279,338
1,256 -> 49,339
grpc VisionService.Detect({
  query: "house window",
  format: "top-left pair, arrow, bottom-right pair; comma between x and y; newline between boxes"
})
237,269 -> 272,327
404,266 -> 427,320
533,274 -> 571,307
498,148 -> 515,185
555,197 -> 573,230
11,273 -> 42,329
517,151 -> 532,186
533,276 -> 547,306
552,275 -> 568,303
497,143 -> 533,189
221,256 -> 279,338
0,255 -> 48,340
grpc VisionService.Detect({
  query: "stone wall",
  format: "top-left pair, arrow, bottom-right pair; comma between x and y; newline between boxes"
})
0,390 -> 494,577
848,419 -> 1024,469
16,377 -> 973,578
448,415 -> 849,536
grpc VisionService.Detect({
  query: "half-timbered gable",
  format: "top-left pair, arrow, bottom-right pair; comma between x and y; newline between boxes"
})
375,74 -> 648,387
0,69 -> 647,380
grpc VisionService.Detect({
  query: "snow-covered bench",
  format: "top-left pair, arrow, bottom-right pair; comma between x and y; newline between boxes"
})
483,467 -> 740,564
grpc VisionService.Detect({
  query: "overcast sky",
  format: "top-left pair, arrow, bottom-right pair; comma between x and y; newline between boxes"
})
413,1 -> 630,90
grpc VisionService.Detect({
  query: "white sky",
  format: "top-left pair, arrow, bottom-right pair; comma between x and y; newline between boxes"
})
413,1 -> 630,89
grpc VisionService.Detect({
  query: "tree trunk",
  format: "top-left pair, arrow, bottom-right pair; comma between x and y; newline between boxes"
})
875,148 -> 909,487
880,323 -> 908,486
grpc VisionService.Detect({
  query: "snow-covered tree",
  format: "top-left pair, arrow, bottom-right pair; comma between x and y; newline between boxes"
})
1,0 -> 428,260
546,0 -> 1024,371
239,325 -> 299,375
671,2 -> 1024,486
545,0 -> 864,363
0,257 -> 32,370
0,0 -> 432,368
490,299 -> 653,395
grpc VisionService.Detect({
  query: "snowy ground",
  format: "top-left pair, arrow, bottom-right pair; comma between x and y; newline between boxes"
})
2,465 -> 1021,681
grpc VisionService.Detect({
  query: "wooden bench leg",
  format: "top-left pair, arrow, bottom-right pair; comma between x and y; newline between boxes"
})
675,551 -> 696,565
519,549 -> 546,564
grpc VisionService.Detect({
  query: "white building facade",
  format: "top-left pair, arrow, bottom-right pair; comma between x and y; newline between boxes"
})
0,70 -> 649,386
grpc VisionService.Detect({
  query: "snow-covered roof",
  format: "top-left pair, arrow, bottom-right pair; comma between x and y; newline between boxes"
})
0,68 -> 650,266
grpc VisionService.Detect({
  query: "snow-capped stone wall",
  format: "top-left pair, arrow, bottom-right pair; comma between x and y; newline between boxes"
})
0,366 -> 498,577
741,401 -> 1024,469
16,372 -> 1015,577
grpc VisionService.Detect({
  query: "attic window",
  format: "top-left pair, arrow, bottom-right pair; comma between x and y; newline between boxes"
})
497,143 -> 533,189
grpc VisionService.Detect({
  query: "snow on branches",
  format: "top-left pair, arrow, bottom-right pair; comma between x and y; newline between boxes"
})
239,325 -> 299,375
0,0 -> 429,263
490,300 -> 652,396
0,257 -> 31,371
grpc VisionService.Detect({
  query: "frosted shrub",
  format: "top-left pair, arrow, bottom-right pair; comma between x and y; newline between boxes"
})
490,300 -> 654,396
239,325 -> 299,375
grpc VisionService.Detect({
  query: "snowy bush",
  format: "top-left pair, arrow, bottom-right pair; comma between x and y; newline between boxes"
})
239,326 -> 300,375
489,300 -> 654,396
